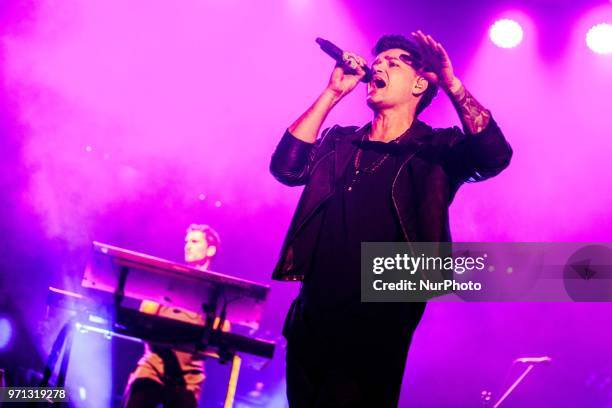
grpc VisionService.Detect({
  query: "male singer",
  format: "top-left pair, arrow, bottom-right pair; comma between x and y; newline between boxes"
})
270,32 -> 512,407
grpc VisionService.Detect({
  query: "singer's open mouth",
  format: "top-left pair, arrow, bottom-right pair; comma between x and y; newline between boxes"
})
372,76 -> 387,89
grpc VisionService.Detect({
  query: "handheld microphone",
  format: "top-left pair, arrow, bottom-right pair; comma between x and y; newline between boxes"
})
514,356 -> 552,364
315,38 -> 372,83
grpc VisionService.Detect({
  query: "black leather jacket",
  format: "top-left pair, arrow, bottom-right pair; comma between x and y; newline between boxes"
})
269,117 -> 512,281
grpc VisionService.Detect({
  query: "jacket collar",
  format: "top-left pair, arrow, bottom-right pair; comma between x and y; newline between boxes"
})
357,119 -> 431,144
334,119 -> 431,180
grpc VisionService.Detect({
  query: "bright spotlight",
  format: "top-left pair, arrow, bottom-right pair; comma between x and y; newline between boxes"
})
489,19 -> 524,48
586,23 -> 612,54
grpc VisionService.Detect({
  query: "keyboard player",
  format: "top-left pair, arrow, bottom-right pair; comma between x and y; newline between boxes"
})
122,224 -> 226,408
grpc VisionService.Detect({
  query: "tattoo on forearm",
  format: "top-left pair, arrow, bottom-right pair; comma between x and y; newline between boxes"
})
450,85 -> 491,134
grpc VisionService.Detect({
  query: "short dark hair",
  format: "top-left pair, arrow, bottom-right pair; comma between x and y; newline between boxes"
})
372,34 -> 438,115
187,224 -> 220,250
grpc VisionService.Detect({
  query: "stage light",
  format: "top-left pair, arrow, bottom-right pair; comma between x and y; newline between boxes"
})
0,318 -> 13,350
489,19 -> 524,48
586,23 -> 612,54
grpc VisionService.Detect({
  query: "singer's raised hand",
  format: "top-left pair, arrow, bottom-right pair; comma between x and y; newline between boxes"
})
326,51 -> 368,99
284,52 -> 367,144
410,30 -> 490,133
409,30 -> 460,93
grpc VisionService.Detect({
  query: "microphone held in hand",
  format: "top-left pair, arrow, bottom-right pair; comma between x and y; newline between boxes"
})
315,38 -> 372,83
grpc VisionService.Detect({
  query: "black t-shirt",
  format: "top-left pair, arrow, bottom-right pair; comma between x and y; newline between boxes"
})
286,127 -> 428,366
300,134 -> 408,319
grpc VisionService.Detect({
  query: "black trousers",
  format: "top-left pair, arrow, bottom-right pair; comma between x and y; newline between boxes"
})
284,298 -> 426,408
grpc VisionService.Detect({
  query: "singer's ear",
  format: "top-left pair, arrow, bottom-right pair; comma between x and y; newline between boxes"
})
412,76 -> 429,96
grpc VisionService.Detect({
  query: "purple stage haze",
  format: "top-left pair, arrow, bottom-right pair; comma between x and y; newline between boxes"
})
1,0 -> 611,406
